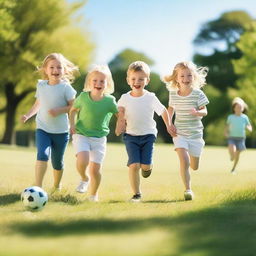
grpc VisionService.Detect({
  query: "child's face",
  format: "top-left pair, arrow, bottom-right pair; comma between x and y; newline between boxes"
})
176,68 -> 193,88
234,103 -> 244,114
44,59 -> 64,83
127,71 -> 149,91
88,71 -> 107,93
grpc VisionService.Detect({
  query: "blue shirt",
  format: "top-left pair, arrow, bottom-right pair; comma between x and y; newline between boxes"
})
35,80 -> 76,133
227,114 -> 251,138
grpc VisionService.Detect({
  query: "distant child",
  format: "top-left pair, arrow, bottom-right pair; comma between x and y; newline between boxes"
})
69,65 -> 118,202
163,61 -> 209,200
116,61 -> 173,202
225,97 -> 252,173
21,53 -> 78,191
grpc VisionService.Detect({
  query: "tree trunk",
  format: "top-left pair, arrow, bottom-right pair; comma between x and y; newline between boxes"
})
1,83 -> 19,144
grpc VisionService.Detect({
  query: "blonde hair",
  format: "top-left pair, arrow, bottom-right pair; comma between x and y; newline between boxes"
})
163,61 -> 208,90
84,64 -> 114,94
127,61 -> 150,77
37,53 -> 79,83
232,97 -> 248,112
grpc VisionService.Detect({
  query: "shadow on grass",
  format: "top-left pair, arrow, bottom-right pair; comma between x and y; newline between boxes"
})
143,199 -> 184,203
0,193 -> 20,205
7,190 -> 256,255
50,194 -> 83,205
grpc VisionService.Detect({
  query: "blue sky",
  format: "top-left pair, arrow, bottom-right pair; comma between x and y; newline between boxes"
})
78,0 -> 256,75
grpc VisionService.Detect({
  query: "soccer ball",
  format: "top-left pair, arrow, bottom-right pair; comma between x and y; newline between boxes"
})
21,186 -> 48,211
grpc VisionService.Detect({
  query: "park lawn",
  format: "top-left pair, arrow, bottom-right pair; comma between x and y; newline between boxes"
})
0,143 -> 256,256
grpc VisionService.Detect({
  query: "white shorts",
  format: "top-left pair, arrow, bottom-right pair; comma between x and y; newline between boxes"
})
173,135 -> 205,157
72,134 -> 107,164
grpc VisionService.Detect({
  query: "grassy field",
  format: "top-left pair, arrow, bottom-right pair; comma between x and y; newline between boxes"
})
0,143 -> 256,256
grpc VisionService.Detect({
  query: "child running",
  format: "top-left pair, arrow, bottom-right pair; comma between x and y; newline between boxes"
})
225,97 -> 252,173
69,65 -> 118,202
21,53 -> 78,191
163,61 -> 209,200
116,61 -> 173,202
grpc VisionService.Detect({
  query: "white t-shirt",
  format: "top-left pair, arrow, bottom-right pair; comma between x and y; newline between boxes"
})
117,90 -> 165,136
35,80 -> 76,133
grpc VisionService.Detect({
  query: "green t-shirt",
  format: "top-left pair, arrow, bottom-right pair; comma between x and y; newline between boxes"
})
74,92 -> 118,137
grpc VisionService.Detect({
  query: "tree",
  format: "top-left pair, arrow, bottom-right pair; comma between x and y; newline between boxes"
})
109,48 -> 154,73
232,23 -> 256,145
193,10 -> 253,91
0,0 -> 94,144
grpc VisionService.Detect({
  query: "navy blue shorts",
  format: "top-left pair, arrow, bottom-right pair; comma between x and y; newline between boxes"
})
228,137 -> 246,151
36,129 -> 69,170
123,133 -> 156,166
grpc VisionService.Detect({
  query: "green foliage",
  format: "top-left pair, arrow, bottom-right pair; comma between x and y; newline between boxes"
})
0,0 -> 18,44
193,10 -> 255,146
0,0 -> 94,143
109,48 -> 154,71
194,11 -> 253,49
193,10 -> 253,92
232,22 -> 256,142
203,85 -> 230,127
205,118 -> 227,146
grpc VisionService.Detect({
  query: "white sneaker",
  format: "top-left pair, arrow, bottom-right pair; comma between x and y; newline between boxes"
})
76,181 -> 89,193
88,195 -> 99,202
184,190 -> 194,201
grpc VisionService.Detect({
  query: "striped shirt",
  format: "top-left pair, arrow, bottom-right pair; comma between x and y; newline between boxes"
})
169,89 -> 209,139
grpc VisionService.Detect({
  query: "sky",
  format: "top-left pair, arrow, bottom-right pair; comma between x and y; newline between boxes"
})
77,0 -> 256,76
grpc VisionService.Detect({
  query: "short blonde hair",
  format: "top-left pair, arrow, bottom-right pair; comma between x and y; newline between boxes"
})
37,53 -> 79,83
84,64 -> 114,94
127,61 -> 150,77
163,61 -> 208,90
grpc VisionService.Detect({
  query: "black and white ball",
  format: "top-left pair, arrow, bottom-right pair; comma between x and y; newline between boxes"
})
21,186 -> 48,211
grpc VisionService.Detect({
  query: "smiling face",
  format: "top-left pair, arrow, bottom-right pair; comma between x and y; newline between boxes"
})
176,68 -> 194,89
44,59 -> 64,84
233,102 -> 244,115
127,70 -> 149,93
88,71 -> 107,94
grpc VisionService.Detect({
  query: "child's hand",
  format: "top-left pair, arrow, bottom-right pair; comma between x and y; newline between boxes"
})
21,115 -> 29,123
167,124 -> 177,137
70,125 -> 76,135
115,119 -> 126,136
48,108 -> 60,117
189,108 -> 198,116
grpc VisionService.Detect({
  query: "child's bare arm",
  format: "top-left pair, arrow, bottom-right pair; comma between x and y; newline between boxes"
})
69,106 -> 79,135
247,124 -> 252,132
115,107 -> 126,136
167,106 -> 177,137
190,106 -> 208,117
21,99 -> 40,123
48,99 -> 75,117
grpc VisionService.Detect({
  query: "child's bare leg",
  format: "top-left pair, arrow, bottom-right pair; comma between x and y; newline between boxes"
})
176,148 -> 191,190
228,144 -> 236,161
141,164 -> 152,178
141,164 -> 152,172
53,169 -> 63,188
231,151 -> 240,172
190,156 -> 200,170
35,160 -> 48,187
129,163 -> 141,195
76,151 -> 90,182
88,162 -> 101,196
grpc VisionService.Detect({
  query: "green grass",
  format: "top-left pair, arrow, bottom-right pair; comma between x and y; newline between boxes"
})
0,143 -> 256,256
